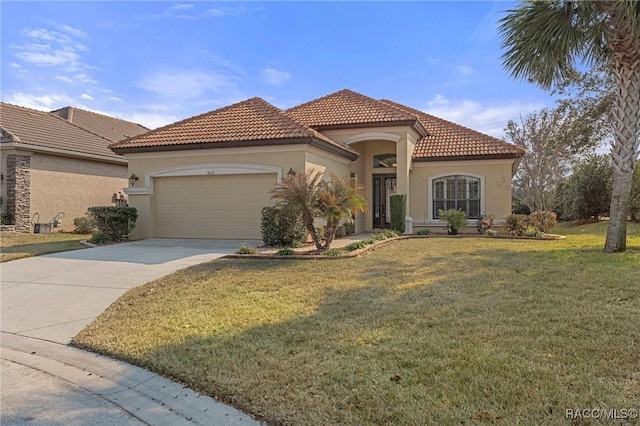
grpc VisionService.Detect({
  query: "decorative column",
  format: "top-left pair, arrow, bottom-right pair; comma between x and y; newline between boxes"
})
6,154 -> 31,232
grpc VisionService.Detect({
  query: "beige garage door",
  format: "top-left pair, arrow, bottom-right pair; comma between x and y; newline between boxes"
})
154,173 -> 276,239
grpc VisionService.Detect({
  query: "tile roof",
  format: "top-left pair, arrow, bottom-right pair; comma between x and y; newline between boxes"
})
0,103 -> 125,161
51,106 -> 148,142
109,97 -> 357,158
379,100 -> 525,160
286,89 -> 419,129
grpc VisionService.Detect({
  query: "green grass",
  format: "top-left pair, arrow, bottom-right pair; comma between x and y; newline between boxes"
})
74,222 -> 640,425
0,232 -> 90,262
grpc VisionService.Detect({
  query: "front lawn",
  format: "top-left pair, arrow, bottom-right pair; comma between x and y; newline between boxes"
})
0,232 -> 89,262
74,222 -> 640,425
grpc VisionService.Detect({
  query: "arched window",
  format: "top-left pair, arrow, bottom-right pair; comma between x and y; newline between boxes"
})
433,175 -> 480,219
373,153 -> 397,168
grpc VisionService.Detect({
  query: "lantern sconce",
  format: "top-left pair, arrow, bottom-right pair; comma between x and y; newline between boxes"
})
287,168 -> 296,177
128,173 -> 139,186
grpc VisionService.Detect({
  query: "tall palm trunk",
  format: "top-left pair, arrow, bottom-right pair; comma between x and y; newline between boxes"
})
604,23 -> 640,252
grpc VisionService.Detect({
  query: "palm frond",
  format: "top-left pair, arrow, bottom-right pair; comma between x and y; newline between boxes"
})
499,0 -> 608,89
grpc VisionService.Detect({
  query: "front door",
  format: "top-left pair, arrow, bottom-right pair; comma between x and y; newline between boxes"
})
373,174 -> 397,228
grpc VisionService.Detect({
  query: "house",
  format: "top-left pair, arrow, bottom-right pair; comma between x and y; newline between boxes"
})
110,89 -> 524,240
0,103 -> 148,232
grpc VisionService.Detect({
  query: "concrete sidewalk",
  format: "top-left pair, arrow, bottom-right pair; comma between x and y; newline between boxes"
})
1,238 -> 262,425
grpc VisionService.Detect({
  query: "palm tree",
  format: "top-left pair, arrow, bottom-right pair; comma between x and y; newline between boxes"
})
318,174 -> 366,249
499,0 -> 640,252
271,171 -> 367,251
271,171 -> 325,250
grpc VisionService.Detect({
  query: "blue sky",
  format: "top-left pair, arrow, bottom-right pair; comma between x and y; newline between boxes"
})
1,1 -> 555,137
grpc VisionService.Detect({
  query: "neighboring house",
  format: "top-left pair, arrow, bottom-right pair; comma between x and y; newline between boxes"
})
50,106 -> 149,143
0,103 -> 147,232
110,89 -> 524,240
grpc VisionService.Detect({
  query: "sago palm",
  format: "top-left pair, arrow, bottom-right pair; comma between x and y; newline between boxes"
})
318,174 -> 366,249
499,0 -> 640,252
271,171 -> 325,250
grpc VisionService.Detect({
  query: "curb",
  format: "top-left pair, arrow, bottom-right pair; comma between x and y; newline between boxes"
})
1,332 -> 262,426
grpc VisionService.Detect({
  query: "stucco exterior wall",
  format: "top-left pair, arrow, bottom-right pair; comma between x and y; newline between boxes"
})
409,158 -> 515,229
124,144 -> 344,239
29,153 -> 127,229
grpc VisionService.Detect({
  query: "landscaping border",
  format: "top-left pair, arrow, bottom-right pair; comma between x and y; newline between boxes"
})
226,233 -> 567,260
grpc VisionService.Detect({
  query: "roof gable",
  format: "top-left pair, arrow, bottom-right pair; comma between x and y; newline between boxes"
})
379,100 -> 524,160
50,107 -> 148,142
0,103 -> 124,161
286,89 -> 420,129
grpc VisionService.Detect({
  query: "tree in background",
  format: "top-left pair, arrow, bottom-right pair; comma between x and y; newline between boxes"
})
500,1 -> 640,252
563,155 -> 613,221
506,108 -> 574,214
630,161 -> 640,222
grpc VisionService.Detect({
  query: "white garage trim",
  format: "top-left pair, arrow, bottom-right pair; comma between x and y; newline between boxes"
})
125,163 -> 283,195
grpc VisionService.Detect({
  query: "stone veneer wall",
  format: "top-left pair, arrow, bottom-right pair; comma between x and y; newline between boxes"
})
6,154 -> 31,232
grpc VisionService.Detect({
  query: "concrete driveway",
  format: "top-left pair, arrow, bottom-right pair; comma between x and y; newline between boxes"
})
1,238 -> 262,425
1,238 -> 255,344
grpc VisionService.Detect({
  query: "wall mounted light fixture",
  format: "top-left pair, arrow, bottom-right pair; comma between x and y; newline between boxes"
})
128,173 -> 139,186
287,168 -> 296,177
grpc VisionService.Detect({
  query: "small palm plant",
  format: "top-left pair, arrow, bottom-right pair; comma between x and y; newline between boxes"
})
271,171 -> 366,251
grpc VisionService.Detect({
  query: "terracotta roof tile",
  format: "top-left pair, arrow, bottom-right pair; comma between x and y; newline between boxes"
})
110,97 -> 356,158
51,106 -> 148,142
379,100 -> 525,160
0,103 -> 124,161
286,89 -> 418,128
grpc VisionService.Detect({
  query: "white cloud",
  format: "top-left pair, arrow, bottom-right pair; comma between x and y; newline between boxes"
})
136,69 -> 240,99
54,75 -> 73,83
457,65 -> 474,76
107,96 -> 124,102
2,91 -> 74,110
171,3 -> 194,11
11,24 -> 95,84
117,112 -> 179,129
56,24 -> 87,39
424,94 -> 546,139
9,62 -> 21,69
260,68 -> 291,86
81,93 -> 93,100
204,6 -> 246,17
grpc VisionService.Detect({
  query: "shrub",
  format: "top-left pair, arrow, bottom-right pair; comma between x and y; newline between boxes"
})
562,155 -> 613,220
438,209 -> 468,235
276,248 -> 296,256
235,244 -> 257,254
390,193 -> 406,234
476,213 -> 494,234
345,241 -> 368,251
324,248 -> 346,257
505,214 -> 530,236
89,233 -> 109,245
343,221 -> 356,235
1,213 -> 13,225
260,206 -> 306,247
529,211 -> 557,233
371,233 -> 387,241
73,216 -> 96,234
484,229 -> 498,236
334,224 -> 346,239
382,230 -> 399,238
362,238 -> 376,245
416,229 -> 430,236
87,206 -> 137,243
630,160 -> 640,222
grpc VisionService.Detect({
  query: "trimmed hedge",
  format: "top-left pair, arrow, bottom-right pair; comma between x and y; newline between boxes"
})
390,193 -> 406,234
261,206 -> 306,247
87,206 -> 137,242
73,216 -> 97,234
505,214 -> 530,236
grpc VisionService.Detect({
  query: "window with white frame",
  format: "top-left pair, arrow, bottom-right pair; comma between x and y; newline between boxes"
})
432,175 -> 480,219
